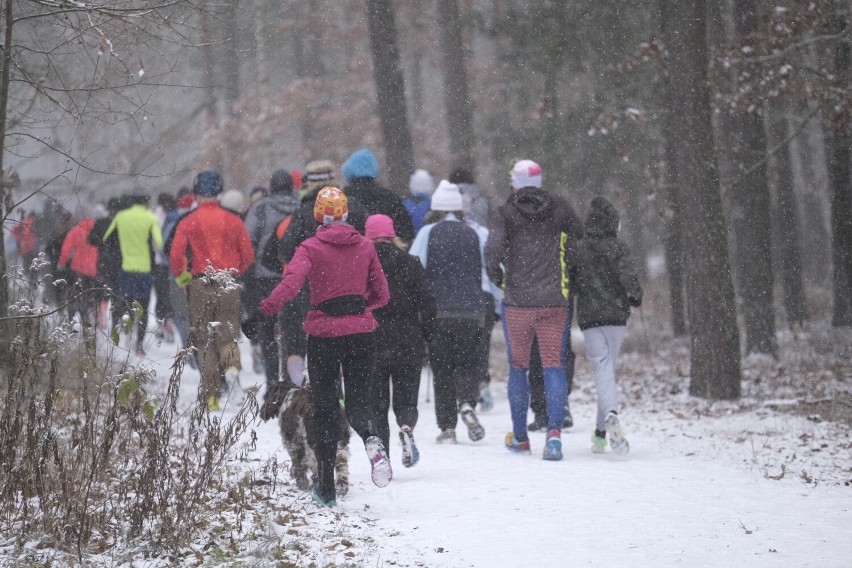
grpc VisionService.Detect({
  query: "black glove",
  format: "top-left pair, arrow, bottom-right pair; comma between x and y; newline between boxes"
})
421,322 -> 433,344
241,314 -> 266,341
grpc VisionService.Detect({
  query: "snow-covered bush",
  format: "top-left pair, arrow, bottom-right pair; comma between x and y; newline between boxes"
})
0,264 -> 259,557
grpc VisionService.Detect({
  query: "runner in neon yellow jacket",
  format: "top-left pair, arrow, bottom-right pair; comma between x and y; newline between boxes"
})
104,202 -> 163,272
103,197 -> 163,355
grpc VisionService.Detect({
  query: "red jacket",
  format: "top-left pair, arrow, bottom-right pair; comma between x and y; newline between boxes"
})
260,223 -> 389,338
170,201 -> 255,276
12,215 -> 36,255
58,219 -> 98,278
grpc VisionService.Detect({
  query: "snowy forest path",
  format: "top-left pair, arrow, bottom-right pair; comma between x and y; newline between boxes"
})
135,326 -> 852,567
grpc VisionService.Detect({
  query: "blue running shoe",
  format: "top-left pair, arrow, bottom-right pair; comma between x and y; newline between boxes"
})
542,429 -> 563,461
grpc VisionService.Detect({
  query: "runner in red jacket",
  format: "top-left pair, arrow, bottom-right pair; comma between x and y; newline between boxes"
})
169,171 -> 255,411
58,217 -> 102,336
59,218 -> 98,279
169,202 -> 254,277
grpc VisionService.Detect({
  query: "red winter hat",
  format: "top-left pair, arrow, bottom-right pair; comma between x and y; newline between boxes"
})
177,194 -> 195,209
365,214 -> 396,240
290,169 -> 303,191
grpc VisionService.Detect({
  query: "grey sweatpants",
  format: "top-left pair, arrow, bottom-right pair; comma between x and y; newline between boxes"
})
583,325 -> 626,431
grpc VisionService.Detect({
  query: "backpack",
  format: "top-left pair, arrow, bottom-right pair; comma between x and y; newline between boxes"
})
259,215 -> 292,275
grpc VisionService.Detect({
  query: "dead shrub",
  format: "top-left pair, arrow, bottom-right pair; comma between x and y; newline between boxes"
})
0,262 -> 258,560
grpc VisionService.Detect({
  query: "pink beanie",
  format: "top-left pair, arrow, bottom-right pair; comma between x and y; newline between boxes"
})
365,214 -> 396,240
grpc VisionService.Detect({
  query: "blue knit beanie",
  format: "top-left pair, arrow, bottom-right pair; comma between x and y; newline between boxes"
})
194,170 -> 224,197
341,148 -> 379,181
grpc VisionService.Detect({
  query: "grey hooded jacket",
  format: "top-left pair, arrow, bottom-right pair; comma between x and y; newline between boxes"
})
244,192 -> 300,278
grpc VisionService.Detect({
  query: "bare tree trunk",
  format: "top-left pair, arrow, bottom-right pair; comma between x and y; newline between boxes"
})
789,102 -> 832,289
292,0 -> 324,79
200,3 -> 223,171
727,0 -> 777,356
0,0 -> 15,318
254,0 -> 273,100
290,0 -> 322,160
658,0 -> 687,337
661,174 -> 687,336
410,55 -> 424,120
825,6 -> 852,327
766,98 -> 808,326
222,2 -> 241,114
438,0 -> 475,172
666,0 -> 742,399
253,0 -> 275,174
365,0 -> 415,195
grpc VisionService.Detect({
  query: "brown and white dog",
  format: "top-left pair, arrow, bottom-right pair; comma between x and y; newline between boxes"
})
276,383 -> 351,497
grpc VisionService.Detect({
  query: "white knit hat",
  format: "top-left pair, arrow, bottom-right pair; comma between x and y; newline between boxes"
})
510,159 -> 543,190
219,189 -> 246,213
430,180 -> 464,212
409,169 -> 434,195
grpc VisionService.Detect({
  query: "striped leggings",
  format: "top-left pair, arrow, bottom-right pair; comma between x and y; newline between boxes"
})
502,306 -> 570,369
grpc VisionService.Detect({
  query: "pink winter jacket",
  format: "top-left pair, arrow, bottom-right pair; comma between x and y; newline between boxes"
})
260,222 -> 390,338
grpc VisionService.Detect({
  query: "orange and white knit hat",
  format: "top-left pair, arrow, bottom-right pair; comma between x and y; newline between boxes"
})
313,186 -> 349,224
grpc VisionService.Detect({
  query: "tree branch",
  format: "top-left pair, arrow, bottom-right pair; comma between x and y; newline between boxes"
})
728,105 -> 821,189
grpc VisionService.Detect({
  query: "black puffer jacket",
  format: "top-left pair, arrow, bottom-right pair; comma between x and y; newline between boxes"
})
372,241 -> 435,360
88,216 -> 121,287
575,197 -> 642,330
343,178 -> 416,244
485,187 -> 583,307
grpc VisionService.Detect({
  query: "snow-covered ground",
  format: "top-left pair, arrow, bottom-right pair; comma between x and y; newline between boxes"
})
114,320 -> 851,568
3,318 -> 850,567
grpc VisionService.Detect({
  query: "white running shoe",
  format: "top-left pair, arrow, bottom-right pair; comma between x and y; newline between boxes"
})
459,403 -> 485,442
365,436 -> 393,487
436,428 -> 457,444
399,425 -> 420,468
604,411 -> 629,456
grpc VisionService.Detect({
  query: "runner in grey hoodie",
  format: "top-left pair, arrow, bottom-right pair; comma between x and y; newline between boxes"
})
243,170 -> 300,390
575,196 -> 642,456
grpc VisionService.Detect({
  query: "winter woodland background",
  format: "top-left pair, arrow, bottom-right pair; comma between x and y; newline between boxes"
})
0,0 -> 850,566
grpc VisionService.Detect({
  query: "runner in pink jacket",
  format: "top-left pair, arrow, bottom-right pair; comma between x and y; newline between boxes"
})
259,187 -> 392,507
259,222 -> 389,336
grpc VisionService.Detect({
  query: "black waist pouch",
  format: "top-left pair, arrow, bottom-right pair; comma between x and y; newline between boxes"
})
312,295 -> 367,316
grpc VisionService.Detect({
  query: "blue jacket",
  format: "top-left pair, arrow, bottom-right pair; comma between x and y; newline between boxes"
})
404,193 -> 431,233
